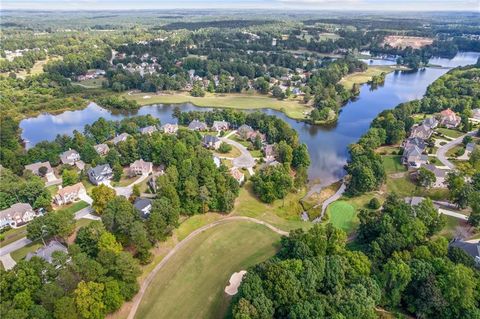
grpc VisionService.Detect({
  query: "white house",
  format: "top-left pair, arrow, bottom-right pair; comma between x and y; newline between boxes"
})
54,182 -> 87,205
60,149 -> 81,165
129,159 -> 153,176
25,161 -> 57,182
0,203 -> 37,229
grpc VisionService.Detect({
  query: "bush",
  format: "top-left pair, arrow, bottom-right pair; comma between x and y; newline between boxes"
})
368,197 -> 381,209
218,142 -> 232,153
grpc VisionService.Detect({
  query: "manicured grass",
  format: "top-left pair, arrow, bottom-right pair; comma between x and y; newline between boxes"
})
326,200 -> 357,233
232,182 -> 310,232
339,65 -> 400,90
386,175 -> 418,197
214,144 -> 242,158
382,155 -> 406,174
124,92 -> 313,121
446,145 -> 464,158
135,221 -> 281,319
112,173 -> 141,187
11,241 -> 43,262
436,128 -> 463,139
0,226 -> 28,247
175,213 -> 224,241
250,149 -> 263,158
57,200 -> 89,214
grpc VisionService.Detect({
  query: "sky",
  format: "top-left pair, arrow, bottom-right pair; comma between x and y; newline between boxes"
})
1,0 -> 479,11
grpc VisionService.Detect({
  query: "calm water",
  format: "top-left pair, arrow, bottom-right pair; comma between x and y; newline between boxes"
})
20,52 -> 480,185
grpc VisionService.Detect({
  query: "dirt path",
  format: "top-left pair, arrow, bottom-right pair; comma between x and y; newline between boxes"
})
126,216 -> 288,319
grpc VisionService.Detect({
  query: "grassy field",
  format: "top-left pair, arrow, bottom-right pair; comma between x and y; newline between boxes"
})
382,155 -> 407,174
214,144 -> 242,158
6,56 -> 61,79
124,92 -> 313,121
232,182 -> 310,232
57,200 -> 89,214
11,241 -> 43,262
436,128 -> 463,139
339,65 -> 399,90
325,200 -> 357,233
0,226 -> 28,247
135,221 -> 281,319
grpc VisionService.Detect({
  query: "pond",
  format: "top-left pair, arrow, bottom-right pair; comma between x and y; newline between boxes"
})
20,52 -> 480,186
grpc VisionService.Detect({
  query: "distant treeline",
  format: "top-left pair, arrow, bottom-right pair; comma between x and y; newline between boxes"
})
161,19 -> 276,31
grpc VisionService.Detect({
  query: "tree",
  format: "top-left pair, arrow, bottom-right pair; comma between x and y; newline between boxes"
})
91,185 -> 116,215
292,144 -> 310,169
101,197 -> 136,243
98,232 -> 122,254
190,81 -> 205,97
62,169 -> 79,187
378,258 -> 412,307
112,162 -> 123,182
417,167 -> 436,188
218,142 -> 232,154
38,166 -> 48,177
74,281 -> 106,319
368,198 -> 381,209
54,297 -> 78,319
446,172 -> 472,209
272,85 -> 284,99
275,141 -> 293,165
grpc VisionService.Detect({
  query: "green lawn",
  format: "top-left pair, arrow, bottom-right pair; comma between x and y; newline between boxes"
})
124,92 -> 313,121
0,226 -> 28,247
326,201 -> 357,233
382,155 -> 406,174
57,200 -> 89,214
11,241 -> 43,262
436,128 -> 463,139
339,65 -> 403,90
135,221 -> 281,319
175,213 -> 224,241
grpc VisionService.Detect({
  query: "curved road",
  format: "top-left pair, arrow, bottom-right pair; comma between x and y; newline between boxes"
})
219,136 -> 255,169
436,130 -> 476,169
312,183 -> 346,223
126,216 -> 288,319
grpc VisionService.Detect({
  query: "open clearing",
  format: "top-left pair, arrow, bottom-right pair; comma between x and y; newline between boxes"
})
135,221 -> 281,319
383,35 -> 434,49
340,65 -> 400,90
326,200 -> 357,233
124,92 -> 313,120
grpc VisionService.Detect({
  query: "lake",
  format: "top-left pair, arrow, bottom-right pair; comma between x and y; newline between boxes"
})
20,52 -> 480,186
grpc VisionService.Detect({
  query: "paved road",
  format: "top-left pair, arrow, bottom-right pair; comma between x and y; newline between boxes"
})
114,174 -> 149,198
438,208 -> 468,221
312,183 -> 346,223
220,137 -> 255,169
0,254 -> 17,270
126,216 -> 288,319
436,130 -> 476,169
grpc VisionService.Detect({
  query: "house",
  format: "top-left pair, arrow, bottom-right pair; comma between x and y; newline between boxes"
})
230,168 -> 245,184
88,164 -> 113,185
140,125 -> 158,135
54,182 -> 87,205
202,135 -> 222,150
409,124 -> 433,140
248,131 -> 266,143
404,137 -> 426,151
213,156 -> 221,168
237,124 -> 254,140
472,108 -> 480,120
25,161 -> 57,182
449,239 -> 480,267
75,160 -> 86,171
111,132 -> 130,145
402,145 -> 428,169
466,143 -> 476,154
94,144 -> 110,156
420,164 -> 450,188
422,117 -> 439,129
404,196 -> 425,206
129,159 -> 153,176
263,144 -> 276,162
60,149 -> 81,165
26,241 -> 68,264
188,120 -> 208,131
212,121 -> 230,132
134,198 -> 152,219
0,203 -> 37,229
160,123 -> 178,134
439,108 -> 461,128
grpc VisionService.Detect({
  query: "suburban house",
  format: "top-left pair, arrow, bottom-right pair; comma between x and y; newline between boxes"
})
419,164 -> 450,188
230,167 -> 245,184
449,239 -> 480,268
54,182 -> 87,205
75,160 -> 86,171
25,161 -> 57,182
212,120 -> 230,132
409,124 -> 433,140
402,145 -> 428,169
249,131 -> 266,143
202,135 -> 222,149
88,164 -> 113,185
94,143 -> 110,156
134,198 -> 152,219
439,108 -> 461,128
0,203 -> 37,229
26,241 -> 69,264
404,196 -> 425,207
60,149 -> 81,165
129,159 -> 153,176
263,144 -> 276,162
140,125 -> 158,135
111,132 -> 131,145
237,124 -> 254,140
404,137 -> 426,150
188,119 -> 208,131
422,117 -> 439,129
160,123 -> 179,134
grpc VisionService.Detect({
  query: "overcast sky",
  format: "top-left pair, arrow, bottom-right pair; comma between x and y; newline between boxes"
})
1,0 -> 479,11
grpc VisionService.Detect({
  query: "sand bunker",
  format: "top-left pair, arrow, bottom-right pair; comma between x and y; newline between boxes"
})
143,95 -> 151,99
225,270 -> 247,296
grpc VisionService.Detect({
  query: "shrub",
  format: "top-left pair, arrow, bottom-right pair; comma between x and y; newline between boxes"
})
218,142 -> 232,153
368,197 -> 381,209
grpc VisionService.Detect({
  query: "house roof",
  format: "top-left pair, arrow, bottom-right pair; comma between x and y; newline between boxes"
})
230,168 -> 244,181
203,135 -> 220,144
450,239 -> 480,259
112,133 -> 130,144
140,125 -> 158,134
26,241 -> 68,263
56,182 -> 86,198
25,161 -> 53,174
0,203 -> 33,221
405,137 -> 426,150
60,149 -> 80,162
134,198 -> 152,211
410,124 -> 432,139
89,164 -> 112,176
130,159 -> 152,170
440,108 -> 456,117
404,196 -> 425,206
421,164 -> 449,178
237,124 -> 254,134
422,117 -> 438,127
466,143 -> 476,152
94,143 -> 109,154
161,123 -> 178,130
188,120 -> 208,130
404,145 -> 423,157
212,120 -> 229,128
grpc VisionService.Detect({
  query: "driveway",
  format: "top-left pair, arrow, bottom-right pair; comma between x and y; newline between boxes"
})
114,174 -> 149,198
219,137 -> 255,169
0,254 -> 16,270
436,130 -> 476,169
